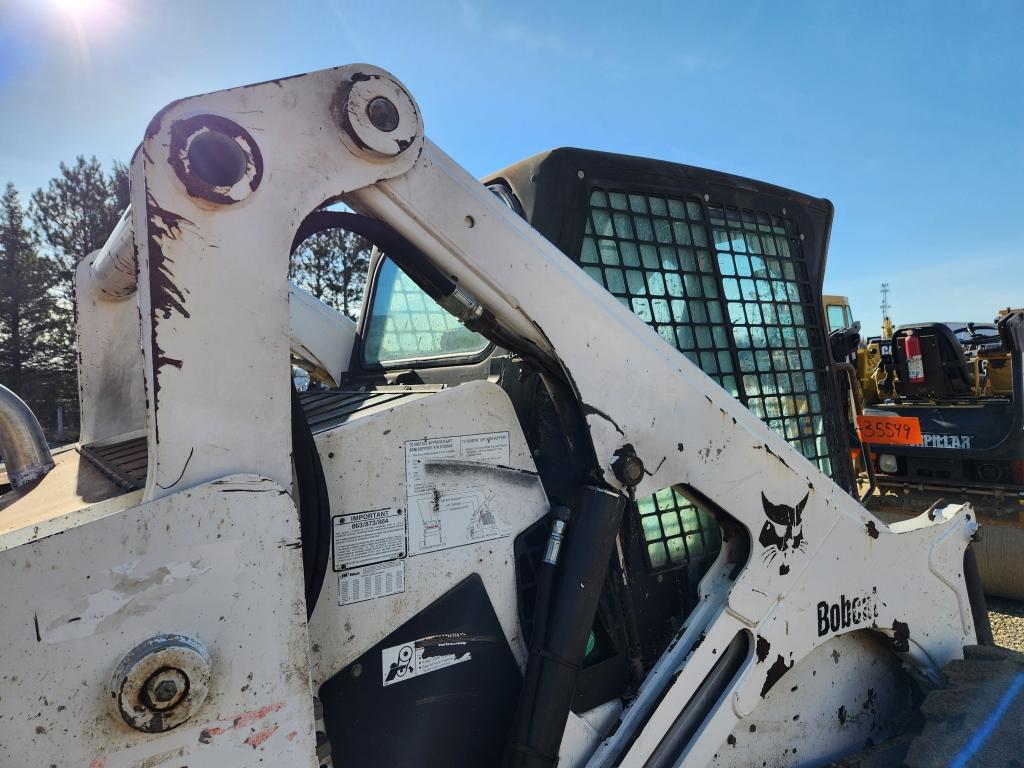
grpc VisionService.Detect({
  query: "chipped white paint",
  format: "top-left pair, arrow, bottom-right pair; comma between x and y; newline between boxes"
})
0,475 -> 315,766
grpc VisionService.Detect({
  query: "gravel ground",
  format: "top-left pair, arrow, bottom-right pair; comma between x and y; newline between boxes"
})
987,597 -> 1024,652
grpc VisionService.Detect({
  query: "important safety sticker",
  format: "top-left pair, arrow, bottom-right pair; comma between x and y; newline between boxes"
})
332,507 -> 406,571
404,432 -> 511,556
338,560 -> 405,607
381,633 -> 473,687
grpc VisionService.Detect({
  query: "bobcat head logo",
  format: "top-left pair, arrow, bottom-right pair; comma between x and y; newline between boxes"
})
759,492 -> 808,575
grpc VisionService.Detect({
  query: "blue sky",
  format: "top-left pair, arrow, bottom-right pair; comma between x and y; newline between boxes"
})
1,0 -> 1021,328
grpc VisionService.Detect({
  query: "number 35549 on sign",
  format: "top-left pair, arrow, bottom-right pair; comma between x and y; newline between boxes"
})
855,415 -> 923,446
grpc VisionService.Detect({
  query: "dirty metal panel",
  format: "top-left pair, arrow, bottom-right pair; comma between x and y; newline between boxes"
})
299,388 -> 435,434
306,381 -> 613,765
75,252 -> 147,446
75,391 -> 436,489
708,631 -> 911,768
307,380 -> 546,683
0,474 -> 317,766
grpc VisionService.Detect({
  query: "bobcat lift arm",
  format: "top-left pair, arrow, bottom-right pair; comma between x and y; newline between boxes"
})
0,65 -> 981,767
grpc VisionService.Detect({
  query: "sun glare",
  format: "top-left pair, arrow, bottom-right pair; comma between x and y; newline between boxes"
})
51,0 -> 106,16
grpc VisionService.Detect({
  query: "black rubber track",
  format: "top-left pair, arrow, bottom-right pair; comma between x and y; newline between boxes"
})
903,645 -> 1024,768
832,645 -> 1024,768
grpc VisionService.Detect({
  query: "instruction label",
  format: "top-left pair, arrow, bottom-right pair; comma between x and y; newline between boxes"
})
404,432 -> 511,556
332,507 -> 406,571
338,560 -> 405,606
381,633 -> 473,687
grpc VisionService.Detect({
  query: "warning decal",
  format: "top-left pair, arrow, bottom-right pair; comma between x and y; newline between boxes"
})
332,507 -> 406,572
381,633 -> 472,687
338,560 -> 405,606
405,431 -> 512,556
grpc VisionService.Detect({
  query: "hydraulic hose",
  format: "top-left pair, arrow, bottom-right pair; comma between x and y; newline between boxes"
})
506,486 -> 627,768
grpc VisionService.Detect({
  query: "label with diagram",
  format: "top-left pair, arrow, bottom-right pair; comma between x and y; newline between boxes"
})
404,432 -> 511,556
338,560 -> 405,606
332,507 -> 406,571
381,633 -> 473,687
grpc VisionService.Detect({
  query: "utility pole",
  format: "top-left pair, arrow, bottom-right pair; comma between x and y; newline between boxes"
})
880,283 -> 893,340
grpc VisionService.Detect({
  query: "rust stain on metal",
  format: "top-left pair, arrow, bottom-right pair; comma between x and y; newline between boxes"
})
244,724 -> 279,749
755,634 -> 770,663
754,443 -> 791,471
760,654 -> 794,698
145,195 -> 194,440
890,620 -> 910,653
233,701 -> 285,729
331,75 -> 373,152
199,700 -> 285,745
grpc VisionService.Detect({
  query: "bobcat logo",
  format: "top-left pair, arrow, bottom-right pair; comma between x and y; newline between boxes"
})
759,492 -> 808,575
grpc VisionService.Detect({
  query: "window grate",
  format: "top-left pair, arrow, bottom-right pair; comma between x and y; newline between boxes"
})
638,486 -> 720,571
363,258 -> 488,365
581,187 -> 836,572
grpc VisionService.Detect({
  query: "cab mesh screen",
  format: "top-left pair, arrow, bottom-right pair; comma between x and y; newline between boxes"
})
581,188 -> 834,572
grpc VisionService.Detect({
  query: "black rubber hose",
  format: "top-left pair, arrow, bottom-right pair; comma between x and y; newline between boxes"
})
507,507 -> 570,765
507,486 -> 626,768
291,385 -> 332,618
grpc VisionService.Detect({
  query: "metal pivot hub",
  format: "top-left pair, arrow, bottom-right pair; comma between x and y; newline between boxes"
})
333,70 -> 420,160
109,634 -> 212,733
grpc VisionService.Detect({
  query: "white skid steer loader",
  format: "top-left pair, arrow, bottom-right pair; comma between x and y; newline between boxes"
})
0,64 -> 1018,768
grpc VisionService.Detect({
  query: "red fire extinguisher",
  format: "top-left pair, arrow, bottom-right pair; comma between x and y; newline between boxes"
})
905,331 -> 925,383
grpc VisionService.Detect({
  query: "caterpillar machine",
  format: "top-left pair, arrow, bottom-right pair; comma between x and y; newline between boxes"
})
0,65 -> 1018,768
826,301 -> 1024,599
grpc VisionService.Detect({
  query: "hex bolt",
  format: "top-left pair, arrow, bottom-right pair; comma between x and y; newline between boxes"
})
366,96 -> 400,132
142,668 -> 189,712
154,679 -> 178,702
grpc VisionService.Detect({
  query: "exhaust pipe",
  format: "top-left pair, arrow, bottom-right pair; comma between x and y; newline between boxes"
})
0,384 -> 55,489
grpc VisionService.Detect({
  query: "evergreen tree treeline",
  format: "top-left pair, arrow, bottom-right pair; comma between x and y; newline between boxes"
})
0,158 -> 371,446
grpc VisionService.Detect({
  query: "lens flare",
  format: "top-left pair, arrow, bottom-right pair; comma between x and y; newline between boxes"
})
50,0 -> 106,16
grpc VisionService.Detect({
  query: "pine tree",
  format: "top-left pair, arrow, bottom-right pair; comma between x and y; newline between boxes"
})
0,182 -> 61,398
289,228 -> 372,320
30,156 -> 129,304
21,157 -> 128,442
